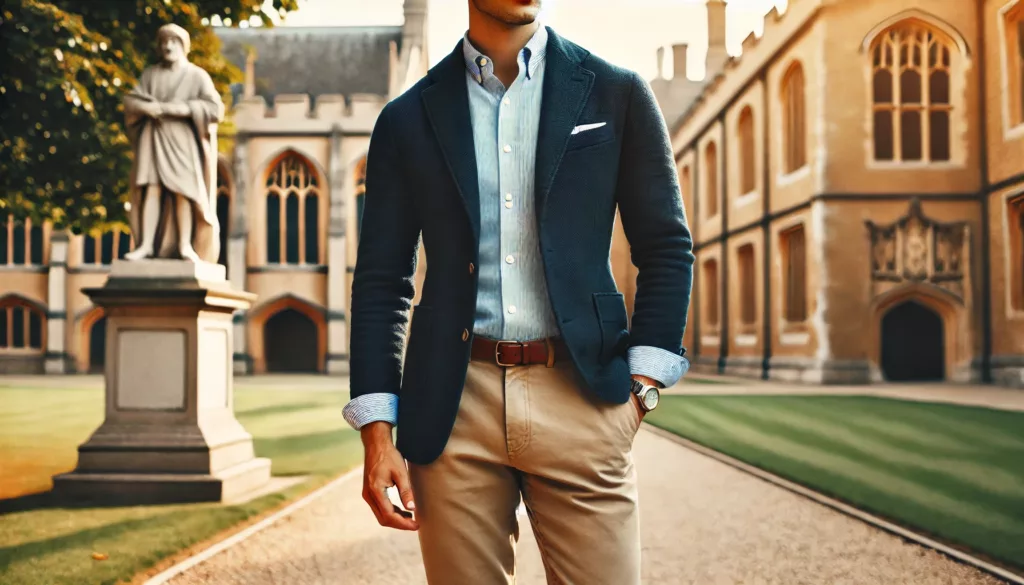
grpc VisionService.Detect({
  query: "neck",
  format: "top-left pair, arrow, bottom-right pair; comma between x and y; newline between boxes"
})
467,12 -> 540,86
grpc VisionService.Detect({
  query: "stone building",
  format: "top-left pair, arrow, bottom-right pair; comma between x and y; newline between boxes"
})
5,0 -> 1023,387
649,0 -> 1024,385
0,0 -> 429,375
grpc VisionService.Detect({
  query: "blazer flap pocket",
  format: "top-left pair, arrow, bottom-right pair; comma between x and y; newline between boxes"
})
593,292 -> 628,325
593,292 -> 629,362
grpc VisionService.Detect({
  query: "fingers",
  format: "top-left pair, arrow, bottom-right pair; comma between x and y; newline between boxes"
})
369,482 -> 419,531
361,453 -> 419,531
393,463 -> 417,512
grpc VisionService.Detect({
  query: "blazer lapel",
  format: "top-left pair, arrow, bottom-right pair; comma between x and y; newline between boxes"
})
422,43 -> 481,243
535,27 -> 595,228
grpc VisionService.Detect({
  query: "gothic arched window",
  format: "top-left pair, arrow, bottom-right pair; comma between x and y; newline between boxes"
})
679,164 -> 691,208
354,157 -> 367,241
83,229 -> 132,265
738,106 -> 756,194
0,215 -> 45,266
738,244 -> 756,326
264,153 -> 322,265
216,166 -> 231,270
704,142 -> 718,219
1002,3 -> 1024,129
0,299 -> 45,351
870,20 -> 954,162
781,225 -> 807,322
703,258 -> 719,329
782,62 -> 807,173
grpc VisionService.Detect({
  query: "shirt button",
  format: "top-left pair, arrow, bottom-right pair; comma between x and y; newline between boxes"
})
461,328 -> 470,341
505,201 -> 513,209
505,254 -> 515,264
502,144 -> 512,153
479,57 -> 488,66
503,96 -> 511,106
505,193 -> 513,201
507,305 -> 517,314
468,262 -> 475,274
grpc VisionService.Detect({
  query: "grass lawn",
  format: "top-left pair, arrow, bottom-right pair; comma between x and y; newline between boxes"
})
0,383 -> 363,585
646,395 -> 1024,571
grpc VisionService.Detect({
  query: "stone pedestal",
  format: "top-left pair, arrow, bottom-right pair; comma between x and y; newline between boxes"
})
52,259 -> 271,505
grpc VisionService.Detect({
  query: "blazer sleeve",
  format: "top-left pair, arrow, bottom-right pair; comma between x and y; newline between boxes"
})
615,71 -> 695,356
349,105 -> 422,400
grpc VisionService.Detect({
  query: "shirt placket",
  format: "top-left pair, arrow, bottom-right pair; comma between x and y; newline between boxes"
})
497,51 -> 530,339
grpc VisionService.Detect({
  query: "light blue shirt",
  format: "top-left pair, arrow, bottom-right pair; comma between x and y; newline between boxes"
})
343,27 -> 688,429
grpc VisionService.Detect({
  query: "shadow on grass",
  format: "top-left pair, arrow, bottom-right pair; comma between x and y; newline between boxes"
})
253,428 -> 359,456
0,491 -> 56,515
0,510 -> 180,566
235,401 -> 324,418
0,429 -> 358,516
0,490 -> 215,516
684,378 -> 736,385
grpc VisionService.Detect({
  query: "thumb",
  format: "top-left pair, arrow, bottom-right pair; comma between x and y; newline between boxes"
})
393,464 -> 416,511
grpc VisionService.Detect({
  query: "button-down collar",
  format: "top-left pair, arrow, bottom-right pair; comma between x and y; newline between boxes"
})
462,25 -> 548,89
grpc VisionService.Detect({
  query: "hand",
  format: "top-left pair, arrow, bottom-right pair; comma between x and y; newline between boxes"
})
360,421 -> 419,531
138,100 -> 162,119
160,102 -> 190,118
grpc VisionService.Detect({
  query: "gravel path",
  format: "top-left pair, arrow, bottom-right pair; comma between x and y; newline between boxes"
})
161,429 -> 1005,585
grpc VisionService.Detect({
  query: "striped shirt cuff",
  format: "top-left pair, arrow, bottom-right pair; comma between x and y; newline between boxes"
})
342,392 -> 399,429
628,345 -> 690,388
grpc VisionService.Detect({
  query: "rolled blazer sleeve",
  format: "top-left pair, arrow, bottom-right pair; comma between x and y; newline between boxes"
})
344,105 -> 422,427
615,71 -> 695,361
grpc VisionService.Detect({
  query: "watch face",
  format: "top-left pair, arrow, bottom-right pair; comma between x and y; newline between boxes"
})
642,387 -> 660,410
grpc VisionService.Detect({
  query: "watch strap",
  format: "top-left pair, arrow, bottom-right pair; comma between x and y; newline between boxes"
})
630,378 -> 646,396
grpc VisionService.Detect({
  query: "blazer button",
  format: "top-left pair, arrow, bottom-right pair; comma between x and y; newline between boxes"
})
461,329 -> 470,341
468,262 -> 475,274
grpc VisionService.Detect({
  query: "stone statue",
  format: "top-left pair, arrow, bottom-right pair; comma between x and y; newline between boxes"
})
123,24 -> 224,263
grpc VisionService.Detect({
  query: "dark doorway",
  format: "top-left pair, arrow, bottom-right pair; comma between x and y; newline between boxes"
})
880,301 -> 944,381
264,308 -> 319,372
89,317 -> 107,373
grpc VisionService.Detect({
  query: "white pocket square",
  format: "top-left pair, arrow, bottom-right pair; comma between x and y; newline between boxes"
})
571,122 -> 607,135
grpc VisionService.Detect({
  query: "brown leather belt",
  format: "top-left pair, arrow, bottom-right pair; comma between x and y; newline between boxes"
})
471,336 -> 569,367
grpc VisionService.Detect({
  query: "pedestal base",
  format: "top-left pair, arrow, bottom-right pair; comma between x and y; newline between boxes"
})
53,259 -> 270,505
52,458 -> 271,505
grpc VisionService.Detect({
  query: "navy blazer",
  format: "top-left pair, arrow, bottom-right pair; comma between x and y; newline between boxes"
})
350,28 -> 695,465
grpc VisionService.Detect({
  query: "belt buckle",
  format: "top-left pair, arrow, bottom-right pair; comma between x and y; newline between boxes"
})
494,340 -> 521,367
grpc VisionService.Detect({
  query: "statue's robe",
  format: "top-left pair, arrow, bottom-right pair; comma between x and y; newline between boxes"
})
125,61 -> 224,262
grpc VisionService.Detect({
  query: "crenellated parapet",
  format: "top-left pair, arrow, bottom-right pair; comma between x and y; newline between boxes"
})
674,0 -> 824,147
233,92 -> 388,136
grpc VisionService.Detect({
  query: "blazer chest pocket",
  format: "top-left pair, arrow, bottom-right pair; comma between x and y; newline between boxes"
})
593,292 -> 629,363
566,124 -> 615,152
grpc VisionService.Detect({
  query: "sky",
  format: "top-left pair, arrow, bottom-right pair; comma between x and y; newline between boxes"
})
237,0 -> 788,81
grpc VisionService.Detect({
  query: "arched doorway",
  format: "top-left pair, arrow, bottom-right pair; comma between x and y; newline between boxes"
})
264,308 -> 319,372
880,301 -> 944,381
89,317 -> 107,373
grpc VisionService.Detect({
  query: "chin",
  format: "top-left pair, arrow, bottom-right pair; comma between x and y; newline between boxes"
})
476,0 -> 542,26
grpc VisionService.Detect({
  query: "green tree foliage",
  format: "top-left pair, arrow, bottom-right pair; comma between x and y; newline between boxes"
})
0,0 -> 298,233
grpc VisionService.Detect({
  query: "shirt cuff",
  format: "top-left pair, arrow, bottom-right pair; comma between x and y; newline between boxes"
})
342,392 -> 399,430
627,345 -> 690,388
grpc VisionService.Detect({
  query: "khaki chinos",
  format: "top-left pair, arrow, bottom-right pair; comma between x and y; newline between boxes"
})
408,357 -> 643,584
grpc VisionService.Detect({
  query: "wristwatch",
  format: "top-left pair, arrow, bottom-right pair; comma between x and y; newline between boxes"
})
629,378 -> 661,412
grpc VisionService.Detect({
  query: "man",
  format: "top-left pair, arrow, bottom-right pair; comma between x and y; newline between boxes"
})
123,23 -> 223,263
344,0 -> 693,582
